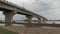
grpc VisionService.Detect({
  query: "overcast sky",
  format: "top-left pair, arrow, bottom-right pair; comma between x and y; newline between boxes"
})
0,0 -> 60,20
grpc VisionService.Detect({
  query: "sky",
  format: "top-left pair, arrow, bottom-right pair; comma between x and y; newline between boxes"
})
0,0 -> 60,20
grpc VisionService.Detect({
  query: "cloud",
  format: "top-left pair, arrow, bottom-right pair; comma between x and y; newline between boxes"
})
32,0 -> 60,20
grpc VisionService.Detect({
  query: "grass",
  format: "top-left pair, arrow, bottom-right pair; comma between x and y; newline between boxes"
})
0,27 -> 19,34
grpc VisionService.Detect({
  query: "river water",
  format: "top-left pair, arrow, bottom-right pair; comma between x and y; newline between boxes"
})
0,20 -> 60,26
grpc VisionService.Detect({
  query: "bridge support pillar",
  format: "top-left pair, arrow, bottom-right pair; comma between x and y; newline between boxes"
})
3,11 -> 15,26
37,18 -> 42,27
26,15 -> 33,27
42,18 -> 47,23
38,18 -> 41,24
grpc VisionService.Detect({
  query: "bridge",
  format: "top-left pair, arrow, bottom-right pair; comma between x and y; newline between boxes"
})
0,0 -> 48,26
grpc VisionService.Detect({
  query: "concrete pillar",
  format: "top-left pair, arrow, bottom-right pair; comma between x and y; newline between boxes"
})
37,18 -> 42,27
43,18 -> 46,23
3,11 -> 16,26
26,15 -> 33,27
38,18 -> 41,24
45,19 -> 48,23
26,15 -> 33,24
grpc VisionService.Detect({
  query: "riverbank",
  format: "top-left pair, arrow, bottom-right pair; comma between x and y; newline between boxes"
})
1,26 -> 60,34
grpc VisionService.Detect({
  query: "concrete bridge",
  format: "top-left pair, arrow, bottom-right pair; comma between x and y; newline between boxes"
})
0,0 -> 47,26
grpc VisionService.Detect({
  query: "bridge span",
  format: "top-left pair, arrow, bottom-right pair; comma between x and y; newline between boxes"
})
0,0 -> 47,26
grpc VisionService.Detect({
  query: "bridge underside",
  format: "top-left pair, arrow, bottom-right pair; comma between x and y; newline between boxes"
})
0,7 -> 11,11
0,7 -> 31,15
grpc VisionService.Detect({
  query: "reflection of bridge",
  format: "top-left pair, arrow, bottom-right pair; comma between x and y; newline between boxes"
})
0,0 -> 48,26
